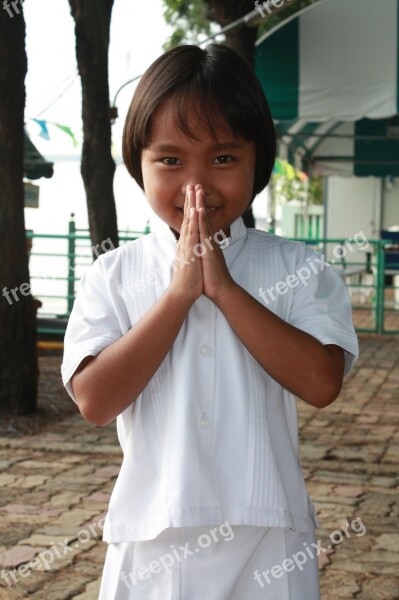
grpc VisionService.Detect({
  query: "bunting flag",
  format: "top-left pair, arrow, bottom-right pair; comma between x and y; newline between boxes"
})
32,119 -> 50,141
28,119 -> 79,148
273,158 -> 308,181
273,159 -> 285,176
53,123 -> 78,148
297,171 -> 309,182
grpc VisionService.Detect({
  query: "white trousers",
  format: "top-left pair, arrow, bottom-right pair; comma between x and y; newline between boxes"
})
98,520 -> 321,600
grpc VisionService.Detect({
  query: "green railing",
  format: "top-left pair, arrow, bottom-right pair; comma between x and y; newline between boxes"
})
26,214 -> 150,336
288,237 -> 399,334
26,219 -> 399,336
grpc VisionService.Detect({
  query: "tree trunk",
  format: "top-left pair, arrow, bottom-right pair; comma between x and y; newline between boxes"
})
69,0 -> 118,259
0,6 -> 38,415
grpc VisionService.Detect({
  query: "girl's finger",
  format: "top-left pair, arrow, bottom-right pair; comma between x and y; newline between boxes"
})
183,185 -> 195,229
195,185 -> 203,212
184,185 -> 192,221
186,186 -> 196,234
184,184 -> 193,223
197,191 -> 213,240
179,187 -> 190,247
189,201 -> 199,239
198,206 -> 208,243
200,207 -> 214,247
184,186 -> 199,261
195,187 -> 205,220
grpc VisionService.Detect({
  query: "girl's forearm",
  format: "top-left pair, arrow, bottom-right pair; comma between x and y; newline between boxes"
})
214,283 -> 344,408
71,288 -> 193,426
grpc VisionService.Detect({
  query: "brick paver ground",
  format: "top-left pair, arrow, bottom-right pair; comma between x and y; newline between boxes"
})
0,334 -> 398,600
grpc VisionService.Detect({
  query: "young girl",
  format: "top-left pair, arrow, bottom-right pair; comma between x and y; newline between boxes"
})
61,44 -> 359,599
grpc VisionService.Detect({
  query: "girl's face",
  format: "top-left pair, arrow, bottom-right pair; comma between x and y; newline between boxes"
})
140,98 -> 256,239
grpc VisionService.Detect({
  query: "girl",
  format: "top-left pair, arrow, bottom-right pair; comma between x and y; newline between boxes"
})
61,44 -> 359,599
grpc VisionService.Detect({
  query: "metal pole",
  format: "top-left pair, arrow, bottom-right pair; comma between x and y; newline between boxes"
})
67,213 -> 76,314
376,241 -> 385,334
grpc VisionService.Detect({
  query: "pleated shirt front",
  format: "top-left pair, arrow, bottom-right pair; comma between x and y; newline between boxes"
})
61,216 -> 359,542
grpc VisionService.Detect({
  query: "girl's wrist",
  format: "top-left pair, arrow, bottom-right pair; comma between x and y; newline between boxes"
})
210,279 -> 238,309
165,284 -> 197,312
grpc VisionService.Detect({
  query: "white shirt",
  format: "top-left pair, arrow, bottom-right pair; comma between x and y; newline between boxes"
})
61,216 -> 359,543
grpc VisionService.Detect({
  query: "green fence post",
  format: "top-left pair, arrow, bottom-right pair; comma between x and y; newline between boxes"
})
376,241 -> 385,334
67,213 -> 76,314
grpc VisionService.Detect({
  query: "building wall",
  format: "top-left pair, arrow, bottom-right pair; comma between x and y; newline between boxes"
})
382,178 -> 399,229
325,176 -> 381,265
280,203 -> 324,239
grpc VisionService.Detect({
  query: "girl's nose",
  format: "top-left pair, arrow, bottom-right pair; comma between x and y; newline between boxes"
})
181,182 -> 212,196
181,160 -> 214,197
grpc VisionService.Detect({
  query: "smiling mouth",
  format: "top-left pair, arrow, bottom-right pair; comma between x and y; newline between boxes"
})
176,206 -> 221,214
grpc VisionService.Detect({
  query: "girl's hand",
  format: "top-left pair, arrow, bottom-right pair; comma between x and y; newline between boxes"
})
196,185 -> 236,304
169,185 -> 204,303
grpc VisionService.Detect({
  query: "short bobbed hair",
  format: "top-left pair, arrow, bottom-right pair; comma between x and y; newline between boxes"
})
122,43 -> 276,204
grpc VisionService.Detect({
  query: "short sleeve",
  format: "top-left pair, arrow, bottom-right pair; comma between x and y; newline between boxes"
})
288,248 -> 359,377
61,257 -> 123,403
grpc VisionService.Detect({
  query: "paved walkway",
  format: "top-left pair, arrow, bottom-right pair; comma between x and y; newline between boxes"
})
0,334 -> 398,600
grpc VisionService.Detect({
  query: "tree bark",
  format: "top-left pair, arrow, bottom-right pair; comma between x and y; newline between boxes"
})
69,0 -> 118,259
0,6 -> 38,414
206,0 -> 258,64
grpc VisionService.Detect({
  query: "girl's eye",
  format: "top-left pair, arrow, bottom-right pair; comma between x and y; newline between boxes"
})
214,155 -> 234,164
160,157 -> 181,166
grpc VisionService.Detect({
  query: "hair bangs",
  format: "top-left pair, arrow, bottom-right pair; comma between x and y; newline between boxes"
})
164,90 -> 238,146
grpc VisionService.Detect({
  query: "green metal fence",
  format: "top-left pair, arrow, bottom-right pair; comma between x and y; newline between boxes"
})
289,236 -> 399,335
27,214 -> 149,336
26,217 -> 399,336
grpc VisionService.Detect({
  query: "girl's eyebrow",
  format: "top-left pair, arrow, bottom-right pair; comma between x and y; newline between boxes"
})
150,141 -> 245,153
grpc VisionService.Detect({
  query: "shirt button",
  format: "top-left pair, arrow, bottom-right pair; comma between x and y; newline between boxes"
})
200,412 -> 208,429
199,345 -> 209,356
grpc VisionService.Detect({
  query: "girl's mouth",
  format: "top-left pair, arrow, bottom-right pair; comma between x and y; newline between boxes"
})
205,207 -> 220,216
176,206 -> 221,216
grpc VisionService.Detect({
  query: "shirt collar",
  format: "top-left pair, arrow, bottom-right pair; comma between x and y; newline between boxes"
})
227,216 -> 248,247
150,214 -> 179,242
151,213 -> 248,249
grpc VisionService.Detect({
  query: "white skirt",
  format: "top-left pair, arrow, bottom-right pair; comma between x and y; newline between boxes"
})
98,519 -> 321,600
